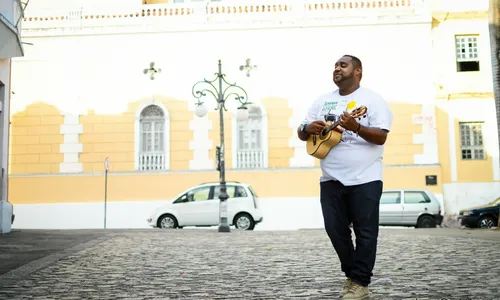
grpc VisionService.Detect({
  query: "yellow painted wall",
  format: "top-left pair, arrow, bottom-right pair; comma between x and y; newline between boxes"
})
261,97 -> 294,168
78,95 -> 193,172
80,110 -> 135,172
384,102 -> 423,165
9,102 -> 64,174
9,165 -> 443,204
435,105 -> 451,183
435,98 -> 497,184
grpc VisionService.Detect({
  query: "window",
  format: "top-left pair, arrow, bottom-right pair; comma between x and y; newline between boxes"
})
173,186 -> 211,204
236,105 -> 265,168
380,192 -> 400,204
459,122 -> 485,160
213,185 -> 248,200
455,35 -> 480,72
404,192 -> 430,204
187,186 -> 211,202
248,185 -> 258,197
139,105 -> 167,170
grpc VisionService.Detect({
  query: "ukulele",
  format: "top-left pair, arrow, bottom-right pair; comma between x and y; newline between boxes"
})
306,105 -> 368,159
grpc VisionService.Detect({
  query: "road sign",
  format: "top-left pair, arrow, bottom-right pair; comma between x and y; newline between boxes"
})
104,157 -> 109,229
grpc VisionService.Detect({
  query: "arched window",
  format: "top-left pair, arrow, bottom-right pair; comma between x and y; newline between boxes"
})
138,104 -> 167,170
235,104 -> 266,168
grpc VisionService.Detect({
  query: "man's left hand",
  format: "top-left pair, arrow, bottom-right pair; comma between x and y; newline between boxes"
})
339,111 -> 359,132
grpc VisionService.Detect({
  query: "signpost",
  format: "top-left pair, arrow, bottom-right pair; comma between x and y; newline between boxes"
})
104,157 -> 109,229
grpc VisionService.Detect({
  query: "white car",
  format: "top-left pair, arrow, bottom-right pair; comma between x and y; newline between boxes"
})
147,181 -> 264,230
379,189 -> 443,228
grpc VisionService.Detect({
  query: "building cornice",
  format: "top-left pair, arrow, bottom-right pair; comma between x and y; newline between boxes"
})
20,0 -> 430,37
435,92 -> 494,100
432,11 -> 488,22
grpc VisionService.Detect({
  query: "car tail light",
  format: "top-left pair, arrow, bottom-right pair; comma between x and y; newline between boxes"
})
253,197 -> 257,209
438,209 -> 441,215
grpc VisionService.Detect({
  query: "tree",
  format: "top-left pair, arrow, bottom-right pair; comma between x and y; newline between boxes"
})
489,0 -> 500,228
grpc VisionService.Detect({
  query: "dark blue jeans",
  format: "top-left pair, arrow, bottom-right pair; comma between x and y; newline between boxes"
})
320,180 -> 382,287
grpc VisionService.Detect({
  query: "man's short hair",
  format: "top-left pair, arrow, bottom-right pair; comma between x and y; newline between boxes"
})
343,54 -> 362,79
343,54 -> 362,69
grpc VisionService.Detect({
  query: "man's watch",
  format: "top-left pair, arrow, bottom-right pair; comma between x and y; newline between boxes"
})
301,123 -> 307,133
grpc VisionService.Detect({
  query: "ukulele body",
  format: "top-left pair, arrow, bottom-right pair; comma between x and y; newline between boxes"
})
305,105 -> 367,159
306,126 -> 342,159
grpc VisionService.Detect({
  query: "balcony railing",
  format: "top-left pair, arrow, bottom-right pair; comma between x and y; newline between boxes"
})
139,152 -> 166,171
236,150 -> 265,169
21,0 -> 426,32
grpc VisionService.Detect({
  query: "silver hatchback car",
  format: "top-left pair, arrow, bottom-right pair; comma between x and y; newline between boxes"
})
379,189 -> 443,228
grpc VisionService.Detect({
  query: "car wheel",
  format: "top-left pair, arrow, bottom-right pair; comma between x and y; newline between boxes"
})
158,214 -> 178,229
478,216 -> 497,229
234,213 -> 255,231
417,215 -> 436,228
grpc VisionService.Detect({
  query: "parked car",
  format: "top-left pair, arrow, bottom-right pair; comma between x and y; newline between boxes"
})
379,189 -> 443,228
147,181 -> 263,230
458,197 -> 500,229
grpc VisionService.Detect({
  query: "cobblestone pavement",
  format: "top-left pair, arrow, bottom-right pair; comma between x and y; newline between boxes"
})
0,228 -> 499,300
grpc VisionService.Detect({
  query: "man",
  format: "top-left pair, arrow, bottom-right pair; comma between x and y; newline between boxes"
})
297,55 -> 393,300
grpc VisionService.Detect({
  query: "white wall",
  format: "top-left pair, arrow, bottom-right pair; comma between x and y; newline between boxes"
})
12,19 -> 435,169
11,198 -> 325,231
443,182 -> 500,214
432,14 -> 493,95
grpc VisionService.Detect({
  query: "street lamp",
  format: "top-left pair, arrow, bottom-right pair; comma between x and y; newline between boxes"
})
192,59 -> 251,233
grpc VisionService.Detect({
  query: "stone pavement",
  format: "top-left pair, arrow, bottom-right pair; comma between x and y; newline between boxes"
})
0,228 -> 499,299
0,229 -> 105,276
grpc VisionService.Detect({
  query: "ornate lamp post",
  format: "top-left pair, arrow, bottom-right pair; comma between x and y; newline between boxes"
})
192,60 -> 251,233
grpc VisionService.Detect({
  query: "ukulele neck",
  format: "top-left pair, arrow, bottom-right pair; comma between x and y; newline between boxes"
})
324,120 -> 341,134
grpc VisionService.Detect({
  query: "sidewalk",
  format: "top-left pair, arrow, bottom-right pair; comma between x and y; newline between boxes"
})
1,227 -> 499,299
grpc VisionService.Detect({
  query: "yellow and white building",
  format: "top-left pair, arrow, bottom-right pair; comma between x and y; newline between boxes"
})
8,0 -> 499,230
0,0 -> 24,233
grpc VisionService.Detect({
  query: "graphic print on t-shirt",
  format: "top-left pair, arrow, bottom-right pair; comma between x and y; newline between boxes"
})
318,99 -> 362,144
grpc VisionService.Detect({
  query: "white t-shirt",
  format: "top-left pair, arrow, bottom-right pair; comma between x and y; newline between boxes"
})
302,86 -> 393,186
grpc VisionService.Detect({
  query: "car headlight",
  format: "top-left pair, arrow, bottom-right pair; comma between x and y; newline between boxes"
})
463,210 -> 475,216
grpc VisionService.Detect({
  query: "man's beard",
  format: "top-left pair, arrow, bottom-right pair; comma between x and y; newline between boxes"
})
334,73 -> 354,85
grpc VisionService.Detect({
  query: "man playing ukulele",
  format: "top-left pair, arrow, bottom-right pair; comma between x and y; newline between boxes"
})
297,55 -> 393,300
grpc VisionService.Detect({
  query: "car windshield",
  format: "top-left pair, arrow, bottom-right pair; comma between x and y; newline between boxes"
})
491,197 -> 500,205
